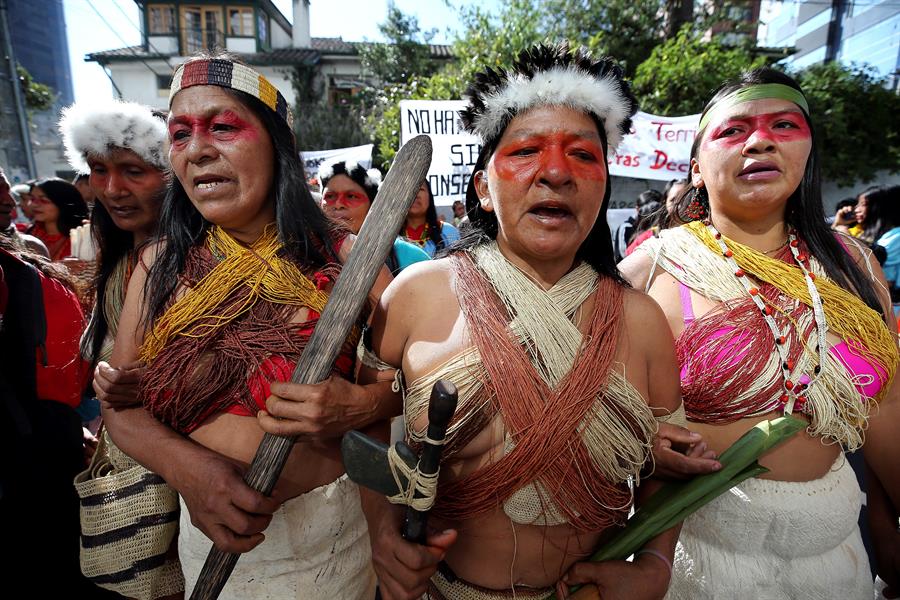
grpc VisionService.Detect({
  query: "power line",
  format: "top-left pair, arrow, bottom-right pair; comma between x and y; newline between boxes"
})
84,0 -> 168,85
109,0 -> 176,71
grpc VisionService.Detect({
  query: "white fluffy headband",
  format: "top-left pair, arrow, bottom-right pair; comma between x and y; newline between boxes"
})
468,66 -> 632,152
59,99 -> 168,174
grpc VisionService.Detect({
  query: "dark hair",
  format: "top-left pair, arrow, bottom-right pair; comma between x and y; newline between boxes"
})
31,178 -> 88,235
677,67 -> 887,319
73,173 -> 89,184
453,47 -> 637,283
144,85 -> 339,328
835,197 -> 856,211
0,234 -> 76,291
860,185 -> 900,242
403,180 -> 444,250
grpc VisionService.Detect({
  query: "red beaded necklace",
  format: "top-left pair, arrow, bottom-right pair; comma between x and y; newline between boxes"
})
705,220 -> 829,415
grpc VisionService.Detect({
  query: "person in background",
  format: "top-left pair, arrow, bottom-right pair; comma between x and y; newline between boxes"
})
400,180 -> 460,257
72,173 -> 95,211
663,178 -> 690,226
0,164 -> 94,596
10,182 -> 35,230
452,199 -> 466,227
867,186 -> 900,316
27,178 -> 88,261
833,186 -> 880,241
60,98 -> 169,430
828,197 -> 856,226
319,158 -> 429,275
1,173 -> 49,257
625,189 -> 663,255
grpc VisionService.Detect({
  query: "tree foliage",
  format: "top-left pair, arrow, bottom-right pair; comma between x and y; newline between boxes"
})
358,2 -> 438,84
18,65 -> 54,111
794,62 -> 900,185
632,27 -> 768,115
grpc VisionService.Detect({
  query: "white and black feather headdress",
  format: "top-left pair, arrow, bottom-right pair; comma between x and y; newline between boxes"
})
318,159 -> 382,201
59,99 -> 168,174
459,43 -> 638,152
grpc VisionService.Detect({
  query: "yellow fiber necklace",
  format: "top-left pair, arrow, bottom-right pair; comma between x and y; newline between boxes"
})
141,225 -> 329,362
686,220 -> 898,401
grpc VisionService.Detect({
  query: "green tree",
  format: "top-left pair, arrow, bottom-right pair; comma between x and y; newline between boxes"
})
794,62 -> 900,185
632,27 -> 768,115
18,65 -> 54,111
358,2 -> 438,84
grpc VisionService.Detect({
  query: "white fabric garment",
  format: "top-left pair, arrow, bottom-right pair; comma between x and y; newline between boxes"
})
666,454 -> 873,600
179,474 -> 376,600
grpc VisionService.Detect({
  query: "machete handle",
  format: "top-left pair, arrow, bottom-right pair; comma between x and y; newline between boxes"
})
402,379 -> 457,543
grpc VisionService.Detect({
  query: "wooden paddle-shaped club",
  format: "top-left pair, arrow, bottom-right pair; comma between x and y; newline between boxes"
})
189,135 -> 433,600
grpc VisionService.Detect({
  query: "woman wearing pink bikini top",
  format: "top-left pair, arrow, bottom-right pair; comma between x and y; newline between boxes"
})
620,67 -> 900,599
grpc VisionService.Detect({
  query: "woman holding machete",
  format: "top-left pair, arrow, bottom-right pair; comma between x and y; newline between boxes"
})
339,43 -> 700,600
97,55 -> 399,599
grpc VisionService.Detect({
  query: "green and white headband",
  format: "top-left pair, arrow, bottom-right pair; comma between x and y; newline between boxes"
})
698,83 -> 810,131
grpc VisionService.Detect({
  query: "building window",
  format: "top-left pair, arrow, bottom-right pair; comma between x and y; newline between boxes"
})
228,7 -> 254,36
157,74 -> 173,96
257,12 -> 268,47
181,6 -> 223,54
148,4 -> 176,34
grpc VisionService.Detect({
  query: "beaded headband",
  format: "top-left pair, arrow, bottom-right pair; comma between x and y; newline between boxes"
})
698,83 -> 809,131
169,59 -> 294,129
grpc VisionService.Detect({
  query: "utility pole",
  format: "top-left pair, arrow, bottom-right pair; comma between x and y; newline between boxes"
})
824,0 -> 846,63
0,0 -> 36,180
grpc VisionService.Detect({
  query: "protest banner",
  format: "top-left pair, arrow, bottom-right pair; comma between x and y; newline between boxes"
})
399,100 -> 701,206
301,144 -> 374,181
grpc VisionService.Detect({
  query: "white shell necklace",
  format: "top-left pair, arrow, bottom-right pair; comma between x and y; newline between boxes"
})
705,221 -> 829,415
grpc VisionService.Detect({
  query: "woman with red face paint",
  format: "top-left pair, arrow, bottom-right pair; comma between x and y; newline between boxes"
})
319,158 -> 429,274
620,68 -> 900,599
339,43 -> 710,600
99,56 -> 396,599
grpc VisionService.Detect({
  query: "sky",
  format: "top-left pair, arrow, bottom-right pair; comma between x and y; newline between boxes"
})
63,0 -> 493,104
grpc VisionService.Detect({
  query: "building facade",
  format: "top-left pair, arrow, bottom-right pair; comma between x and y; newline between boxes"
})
87,0 -> 451,111
759,0 -> 900,89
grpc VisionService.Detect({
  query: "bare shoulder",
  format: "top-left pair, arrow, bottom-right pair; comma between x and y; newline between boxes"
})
621,286 -> 668,333
382,256 -> 455,307
618,248 -> 657,291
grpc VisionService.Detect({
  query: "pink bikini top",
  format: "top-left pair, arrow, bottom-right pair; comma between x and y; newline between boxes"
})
677,281 -> 886,399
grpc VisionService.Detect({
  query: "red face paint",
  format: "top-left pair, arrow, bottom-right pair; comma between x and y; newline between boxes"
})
492,133 -> 607,183
703,111 -> 810,149
323,190 -> 369,206
168,109 -> 259,150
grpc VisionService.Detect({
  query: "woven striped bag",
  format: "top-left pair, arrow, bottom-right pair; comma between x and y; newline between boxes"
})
74,429 -> 185,599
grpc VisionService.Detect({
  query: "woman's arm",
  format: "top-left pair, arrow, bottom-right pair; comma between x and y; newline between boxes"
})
100,242 -> 280,553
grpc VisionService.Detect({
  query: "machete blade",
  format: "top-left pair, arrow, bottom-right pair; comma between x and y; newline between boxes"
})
341,430 -> 418,497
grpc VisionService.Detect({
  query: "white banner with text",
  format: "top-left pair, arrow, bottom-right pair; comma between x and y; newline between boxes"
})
399,100 -> 700,205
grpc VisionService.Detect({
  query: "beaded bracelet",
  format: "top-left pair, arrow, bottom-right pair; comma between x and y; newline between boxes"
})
636,549 -> 673,578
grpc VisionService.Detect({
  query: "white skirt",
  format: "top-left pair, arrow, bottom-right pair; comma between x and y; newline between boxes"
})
179,474 -> 376,600
667,454 -> 873,600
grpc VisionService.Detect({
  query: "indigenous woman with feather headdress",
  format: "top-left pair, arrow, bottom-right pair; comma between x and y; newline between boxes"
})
620,68 -> 900,598
354,43 -> 686,600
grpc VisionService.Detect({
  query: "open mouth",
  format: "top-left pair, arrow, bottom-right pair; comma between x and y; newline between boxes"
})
194,175 -> 231,190
529,202 -> 573,219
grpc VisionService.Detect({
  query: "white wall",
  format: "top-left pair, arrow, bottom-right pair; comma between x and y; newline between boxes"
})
226,37 -> 256,53
107,61 -> 174,110
148,35 -> 178,54
271,18 -> 292,48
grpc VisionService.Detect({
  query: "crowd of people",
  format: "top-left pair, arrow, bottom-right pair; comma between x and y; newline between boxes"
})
0,42 -> 897,600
